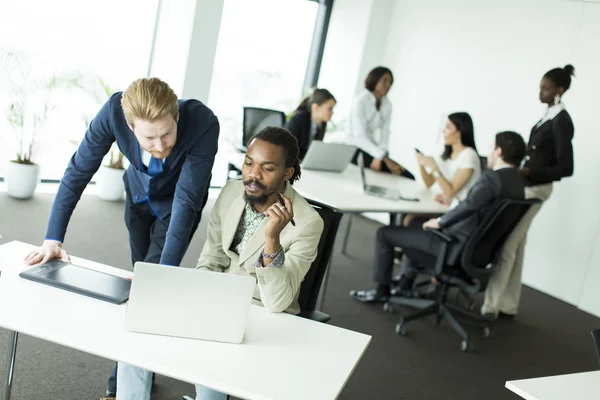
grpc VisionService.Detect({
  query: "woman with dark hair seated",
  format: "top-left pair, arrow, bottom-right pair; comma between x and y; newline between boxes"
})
285,88 -> 336,161
347,66 -> 413,179
416,112 -> 481,209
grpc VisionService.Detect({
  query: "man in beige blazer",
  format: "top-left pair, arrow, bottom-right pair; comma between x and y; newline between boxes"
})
117,126 -> 324,400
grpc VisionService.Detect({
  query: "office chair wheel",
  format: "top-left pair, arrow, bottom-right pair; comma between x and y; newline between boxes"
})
395,321 -> 406,336
460,340 -> 473,352
383,302 -> 395,313
482,326 -> 493,338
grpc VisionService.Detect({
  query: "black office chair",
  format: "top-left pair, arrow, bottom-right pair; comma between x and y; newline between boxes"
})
384,199 -> 538,352
226,107 -> 287,181
592,329 -> 600,366
479,156 -> 488,171
297,199 -> 344,323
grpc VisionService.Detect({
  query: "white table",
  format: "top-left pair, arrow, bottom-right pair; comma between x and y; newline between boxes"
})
0,241 -> 371,400
506,370 -> 600,400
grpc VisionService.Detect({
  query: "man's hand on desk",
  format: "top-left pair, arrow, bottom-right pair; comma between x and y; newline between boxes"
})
24,240 -> 71,266
422,218 -> 441,231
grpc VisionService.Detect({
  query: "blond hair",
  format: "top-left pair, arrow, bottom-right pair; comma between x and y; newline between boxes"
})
121,77 -> 178,128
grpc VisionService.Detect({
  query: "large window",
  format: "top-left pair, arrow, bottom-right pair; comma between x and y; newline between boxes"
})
208,0 -> 322,155
0,0 -> 159,180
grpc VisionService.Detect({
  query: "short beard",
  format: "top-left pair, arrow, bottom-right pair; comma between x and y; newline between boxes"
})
244,191 -> 271,207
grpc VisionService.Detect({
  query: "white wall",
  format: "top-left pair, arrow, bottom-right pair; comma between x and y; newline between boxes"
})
149,0 -> 224,102
318,0 -> 395,122
181,0 -> 224,103
381,0 -> 600,314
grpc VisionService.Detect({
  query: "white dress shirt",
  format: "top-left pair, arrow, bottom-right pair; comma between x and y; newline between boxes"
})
535,102 -> 565,128
432,147 -> 481,207
347,90 -> 392,160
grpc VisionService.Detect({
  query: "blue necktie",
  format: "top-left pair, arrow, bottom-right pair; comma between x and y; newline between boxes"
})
148,156 -> 163,177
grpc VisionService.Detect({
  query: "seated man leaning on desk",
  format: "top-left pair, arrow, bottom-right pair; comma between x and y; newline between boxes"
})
117,126 -> 324,400
350,131 -> 527,303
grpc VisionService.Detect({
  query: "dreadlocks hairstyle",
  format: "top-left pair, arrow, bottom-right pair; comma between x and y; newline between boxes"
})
250,126 -> 302,184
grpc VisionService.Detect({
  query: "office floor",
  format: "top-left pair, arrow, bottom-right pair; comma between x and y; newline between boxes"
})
0,192 -> 599,400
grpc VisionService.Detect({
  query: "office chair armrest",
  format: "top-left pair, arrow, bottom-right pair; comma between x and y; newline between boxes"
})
426,228 -> 454,243
297,310 -> 331,323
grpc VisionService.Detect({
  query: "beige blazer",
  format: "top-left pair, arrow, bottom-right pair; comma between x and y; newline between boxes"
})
196,180 -> 324,314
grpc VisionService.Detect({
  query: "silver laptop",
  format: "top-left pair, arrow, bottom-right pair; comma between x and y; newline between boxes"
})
358,153 -> 419,202
126,262 -> 256,344
301,141 -> 357,172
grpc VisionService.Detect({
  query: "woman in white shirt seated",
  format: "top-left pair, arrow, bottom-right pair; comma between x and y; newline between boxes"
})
417,112 -> 481,208
348,66 -> 414,180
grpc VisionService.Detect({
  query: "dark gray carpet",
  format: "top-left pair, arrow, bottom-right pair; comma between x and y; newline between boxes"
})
0,192 -> 599,400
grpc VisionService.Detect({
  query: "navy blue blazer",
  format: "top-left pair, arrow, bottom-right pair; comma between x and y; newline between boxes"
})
46,92 -> 220,266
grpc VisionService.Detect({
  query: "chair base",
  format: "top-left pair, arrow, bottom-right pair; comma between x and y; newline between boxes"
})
384,291 -> 493,352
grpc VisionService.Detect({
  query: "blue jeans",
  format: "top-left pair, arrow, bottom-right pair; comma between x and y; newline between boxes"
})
116,362 -> 227,400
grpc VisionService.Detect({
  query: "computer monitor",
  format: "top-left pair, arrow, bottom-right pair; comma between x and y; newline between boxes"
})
241,107 -> 286,150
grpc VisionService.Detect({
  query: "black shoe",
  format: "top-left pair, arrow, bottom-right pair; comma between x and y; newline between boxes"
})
350,288 -> 389,303
498,312 -> 516,320
482,312 -> 496,322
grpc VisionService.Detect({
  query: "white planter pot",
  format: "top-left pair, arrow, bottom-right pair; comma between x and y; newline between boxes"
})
96,166 -> 125,201
6,161 -> 40,199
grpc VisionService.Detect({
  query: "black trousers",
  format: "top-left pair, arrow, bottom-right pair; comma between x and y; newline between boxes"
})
372,220 -> 440,285
107,176 -> 208,394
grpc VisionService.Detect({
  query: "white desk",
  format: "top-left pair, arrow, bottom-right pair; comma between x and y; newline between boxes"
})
506,370 -> 600,400
0,241 -> 371,400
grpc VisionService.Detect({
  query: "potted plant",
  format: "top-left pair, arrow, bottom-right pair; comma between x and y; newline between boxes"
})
96,143 -> 125,201
4,100 -> 42,198
2,52 -> 66,199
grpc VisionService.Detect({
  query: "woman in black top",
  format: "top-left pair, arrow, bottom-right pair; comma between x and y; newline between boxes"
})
285,88 -> 336,160
482,65 -> 575,319
520,64 -> 575,185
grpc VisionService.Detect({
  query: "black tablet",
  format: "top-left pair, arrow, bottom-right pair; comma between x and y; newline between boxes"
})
20,259 -> 131,304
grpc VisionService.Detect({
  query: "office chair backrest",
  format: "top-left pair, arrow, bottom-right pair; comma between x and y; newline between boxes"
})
460,199 -> 537,283
592,329 -> 600,367
298,199 -> 343,313
242,107 -> 286,148
479,156 -> 488,171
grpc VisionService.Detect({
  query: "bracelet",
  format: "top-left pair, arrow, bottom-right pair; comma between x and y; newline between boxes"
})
432,170 -> 441,179
261,247 -> 282,259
